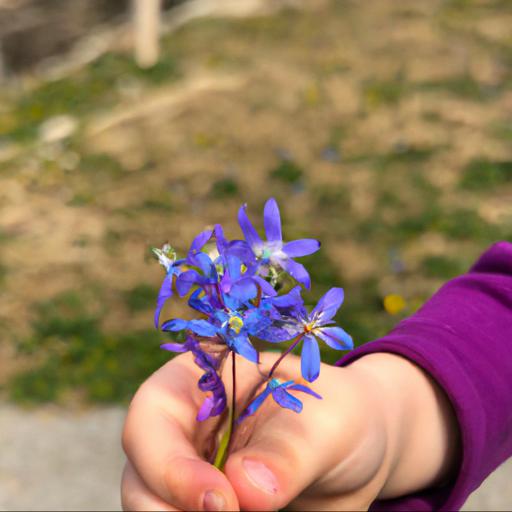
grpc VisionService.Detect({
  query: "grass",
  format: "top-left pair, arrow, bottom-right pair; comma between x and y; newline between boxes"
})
269,159 -> 304,185
414,75 -> 497,102
421,255 -> 467,279
3,0 -> 512,406
9,290 -> 169,404
211,178 -> 239,198
362,78 -> 407,108
2,51 -> 181,142
460,159 -> 512,189
124,284 -> 159,312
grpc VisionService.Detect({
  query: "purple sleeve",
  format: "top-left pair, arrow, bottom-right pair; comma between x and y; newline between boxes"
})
337,241 -> 512,511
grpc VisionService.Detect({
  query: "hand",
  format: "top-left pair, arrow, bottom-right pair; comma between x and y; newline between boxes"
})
121,351 -> 459,511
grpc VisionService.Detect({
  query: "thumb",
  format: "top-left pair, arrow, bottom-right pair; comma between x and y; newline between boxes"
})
224,397 -> 334,511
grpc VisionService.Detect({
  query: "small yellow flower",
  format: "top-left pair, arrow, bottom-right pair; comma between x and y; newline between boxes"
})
383,294 -> 406,315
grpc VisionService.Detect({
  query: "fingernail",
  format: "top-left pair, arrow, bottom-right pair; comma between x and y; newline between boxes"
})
242,458 -> 278,494
203,490 -> 226,511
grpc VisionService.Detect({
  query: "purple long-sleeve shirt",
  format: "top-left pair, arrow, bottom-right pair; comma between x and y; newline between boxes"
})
337,241 -> 512,511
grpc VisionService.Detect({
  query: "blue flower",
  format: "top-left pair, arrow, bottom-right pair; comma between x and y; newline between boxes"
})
238,198 -> 320,288
162,293 -> 276,363
238,378 -> 321,421
286,287 -> 353,382
175,230 -> 219,297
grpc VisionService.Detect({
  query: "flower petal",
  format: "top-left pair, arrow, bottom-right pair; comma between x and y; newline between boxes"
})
229,334 -> 259,363
256,325 -> 296,343
229,240 -> 257,267
288,383 -> 322,400
192,252 -> 217,281
176,270 -> 200,296
315,326 -> 353,350
301,335 -> 321,382
154,275 -> 173,328
161,318 -> 188,331
271,285 -> 303,308
253,275 -> 277,297
311,287 -> 344,323
230,278 -> 258,302
226,253 -> 242,281
214,224 -> 228,255
188,289 -> 213,315
282,239 -> 320,258
197,396 -> 215,421
198,370 -> 221,391
187,319 -> 218,337
272,387 -> 303,413
238,204 -> 262,248
238,387 -> 272,422
160,342 -> 188,352
189,229 -> 212,257
281,258 -> 311,289
264,197 -> 282,242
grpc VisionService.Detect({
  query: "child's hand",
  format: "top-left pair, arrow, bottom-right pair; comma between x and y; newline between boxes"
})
121,352 -> 459,511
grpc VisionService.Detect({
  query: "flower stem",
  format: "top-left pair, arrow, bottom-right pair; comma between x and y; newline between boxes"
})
213,351 -> 236,470
268,333 -> 304,379
254,284 -> 262,307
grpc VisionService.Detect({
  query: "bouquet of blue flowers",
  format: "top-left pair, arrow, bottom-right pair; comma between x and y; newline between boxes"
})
153,198 -> 353,468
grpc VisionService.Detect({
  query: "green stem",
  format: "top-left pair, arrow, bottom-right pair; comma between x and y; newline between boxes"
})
213,352 -> 236,470
213,409 -> 232,469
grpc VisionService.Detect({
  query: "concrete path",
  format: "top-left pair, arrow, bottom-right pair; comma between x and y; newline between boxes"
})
0,403 -> 510,510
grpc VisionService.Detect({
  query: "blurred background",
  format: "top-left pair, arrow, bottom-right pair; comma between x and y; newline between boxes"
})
0,0 -> 511,509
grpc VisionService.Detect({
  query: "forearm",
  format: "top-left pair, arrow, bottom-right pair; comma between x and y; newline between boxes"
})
348,353 -> 461,499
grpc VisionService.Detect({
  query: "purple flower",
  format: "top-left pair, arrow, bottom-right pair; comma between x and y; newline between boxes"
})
178,229 -> 218,292
238,198 -> 320,288
238,378 -> 321,421
161,336 -> 227,421
162,295 -> 264,363
214,224 -> 276,300
288,287 -> 353,382
196,370 -> 227,421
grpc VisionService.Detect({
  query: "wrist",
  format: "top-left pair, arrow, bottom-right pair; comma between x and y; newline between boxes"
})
348,352 -> 460,499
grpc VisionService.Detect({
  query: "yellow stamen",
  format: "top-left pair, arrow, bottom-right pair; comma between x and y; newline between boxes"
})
228,316 -> 244,334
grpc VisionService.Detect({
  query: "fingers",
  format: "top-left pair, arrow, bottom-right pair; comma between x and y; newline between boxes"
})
224,386 -> 333,511
121,461 -> 178,511
224,356 -> 387,511
122,356 -> 240,511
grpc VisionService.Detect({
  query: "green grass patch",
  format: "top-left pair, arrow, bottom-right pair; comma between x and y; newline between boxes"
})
436,209 -> 497,240
4,51 -> 180,142
421,255 -> 466,279
415,75 -> 494,101
124,284 -> 159,312
460,158 -> 512,189
312,185 -> 350,212
141,196 -> 173,212
269,159 -> 304,185
9,290 -> 170,404
384,146 -> 436,165
211,178 -> 239,198
363,79 -> 407,108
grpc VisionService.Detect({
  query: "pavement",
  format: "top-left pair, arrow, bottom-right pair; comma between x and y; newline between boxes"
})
0,403 -> 510,511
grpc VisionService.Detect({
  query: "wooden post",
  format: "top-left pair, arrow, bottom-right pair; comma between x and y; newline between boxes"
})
133,0 -> 161,68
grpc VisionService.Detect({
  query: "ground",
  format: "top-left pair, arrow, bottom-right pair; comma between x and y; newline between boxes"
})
1,0 -> 511,405
0,0 -> 511,508
0,404 -> 510,510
